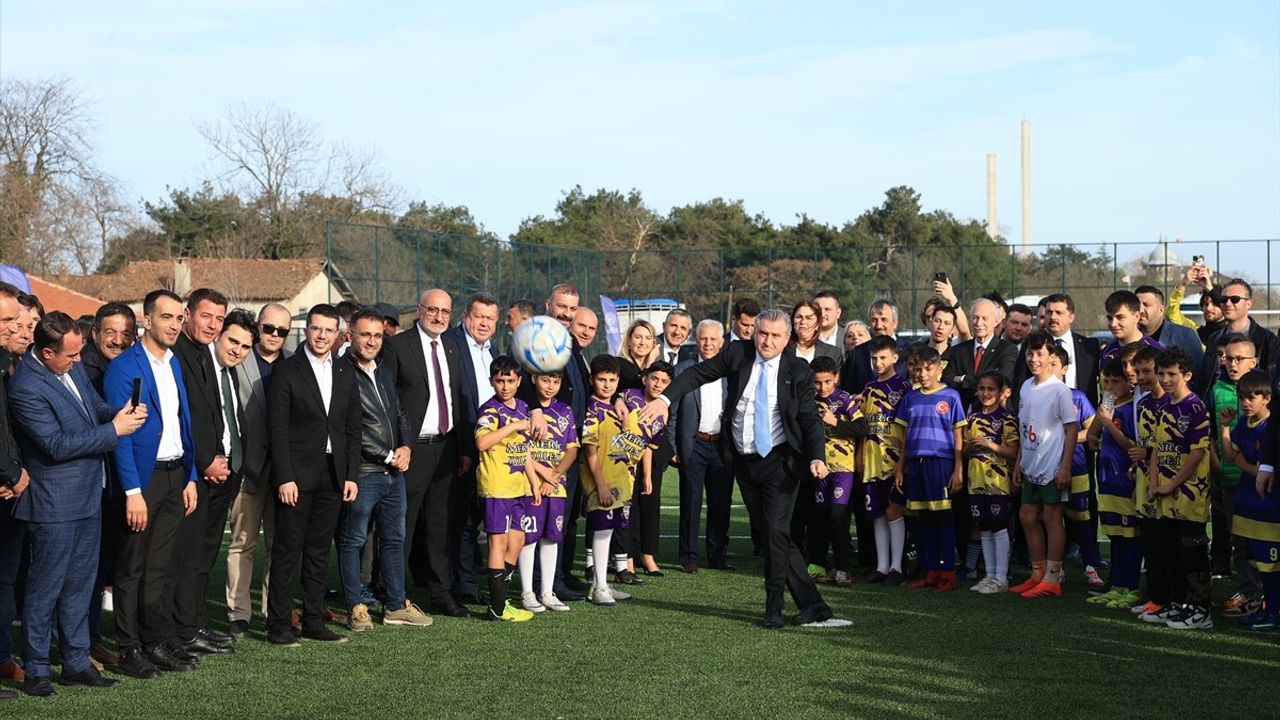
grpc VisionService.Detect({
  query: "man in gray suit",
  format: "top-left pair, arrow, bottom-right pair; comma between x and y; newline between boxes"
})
671,320 -> 734,574
224,303 -> 292,638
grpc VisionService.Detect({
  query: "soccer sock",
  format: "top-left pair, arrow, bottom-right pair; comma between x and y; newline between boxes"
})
538,540 -> 559,597
1074,520 -> 1102,567
591,530 -> 613,590
488,568 -> 506,617
873,516 -> 891,574
980,531 -> 996,580
1125,538 -> 1145,592
614,554 -> 629,573
1261,572 -> 1280,617
938,525 -> 957,572
505,562 -> 517,584
888,518 -> 906,573
1045,560 -> 1064,584
1110,537 -> 1128,589
993,529 -> 1010,582
518,544 -> 536,595
1030,560 -> 1046,582
917,525 -> 936,572
964,541 -> 981,572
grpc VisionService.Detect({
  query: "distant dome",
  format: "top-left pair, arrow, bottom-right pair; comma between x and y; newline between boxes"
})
1143,240 -> 1182,269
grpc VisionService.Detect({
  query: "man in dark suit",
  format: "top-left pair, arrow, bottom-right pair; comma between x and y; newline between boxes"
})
104,290 -> 201,678
658,309 -> 697,366
1011,293 -> 1101,409
670,319 -> 734,573
11,312 -> 146,695
1136,285 -> 1205,387
171,288 -> 236,654
0,284 -> 28,698
381,289 -> 469,617
265,303 -> 361,646
943,298 -> 1019,412
442,292 -> 496,605
642,309 -> 834,628
726,298 -> 760,343
840,299 -> 908,395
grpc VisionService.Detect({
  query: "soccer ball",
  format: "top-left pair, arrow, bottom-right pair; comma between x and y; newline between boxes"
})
511,315 -> 572,374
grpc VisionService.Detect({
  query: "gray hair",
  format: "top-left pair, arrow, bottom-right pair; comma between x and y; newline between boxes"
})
969,298 -> 997,317
843,320 -> 868,334
756,308 -> 792,335
665,307 -> 693,324
868,298 -> 899,322
695,318 -> 722,336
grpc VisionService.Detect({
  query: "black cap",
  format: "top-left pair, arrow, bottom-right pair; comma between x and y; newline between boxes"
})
374,302 -> 401,326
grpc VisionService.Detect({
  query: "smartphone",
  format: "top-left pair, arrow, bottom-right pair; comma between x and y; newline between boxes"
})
1192,255 -> 1206,269
130,378 -> 141,410
933,271 -> 948,284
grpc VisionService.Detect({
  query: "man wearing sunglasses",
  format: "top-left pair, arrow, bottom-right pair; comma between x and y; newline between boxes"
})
1196,278 -> 1280,396
225,303 -> 294,638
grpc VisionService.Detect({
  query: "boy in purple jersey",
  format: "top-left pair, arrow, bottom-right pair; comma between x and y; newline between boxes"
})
1047,346 -> 1106,590
1128,346 -> 1170,615
474,356 -> 543,623
1220,371 -> 1280,632
858,336 -> 912,585
622,362 -> 673,578
517,370 -> 579,613
807,356 -> 866,587
894,347 -> 966,592
1088,360 -> 1142,608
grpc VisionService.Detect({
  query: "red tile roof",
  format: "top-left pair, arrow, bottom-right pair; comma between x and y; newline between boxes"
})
56,258 -> 338,305
27,275 -> 107,319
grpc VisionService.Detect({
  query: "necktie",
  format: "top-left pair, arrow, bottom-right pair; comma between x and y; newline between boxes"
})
668,350 -> 677,365
753,360 -> 773,457
431,340 -> 450,433
974,344 -> 985,371
221,367 -> 242,473
60,373 -> 89,418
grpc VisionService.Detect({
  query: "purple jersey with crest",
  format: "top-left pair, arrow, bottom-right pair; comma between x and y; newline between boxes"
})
530,398 -> 578,499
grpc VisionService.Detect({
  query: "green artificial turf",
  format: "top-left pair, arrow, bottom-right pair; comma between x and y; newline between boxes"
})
5,474 -> 1279,719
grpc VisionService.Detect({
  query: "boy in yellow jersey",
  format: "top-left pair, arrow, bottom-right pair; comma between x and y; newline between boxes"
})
858,336 -> 912,586
1087,360 -> 1142,609
963,372 -> 1019,594
1127,345 -> 1167,616
517,370 -> 579,613
475,356 -> 543,622
807,356 -> 866,587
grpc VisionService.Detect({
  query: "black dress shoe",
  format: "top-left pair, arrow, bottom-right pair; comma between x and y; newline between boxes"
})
432,601 -> 470,618
266,629 -> 301,647
681,562 -> 699,574
763,613 -> 785,630
145,645 -> 197,673
58,667 -> 120,688
456,592 -> 489,606
300,626 -> 348,644
708,560 -> 736,571
164,642 -> 201,666
0,689 -> 15,701
116,648 -> 161,679
198,626 -> 235,644
793,602 -> 834,626
22,675 -> 55,697
643,568 -> 665,577
564,575 -> 592,593
229,619 -> 250,639
552,584 -> 585,602
614,570 -> 643,586
183,636 -> 235,655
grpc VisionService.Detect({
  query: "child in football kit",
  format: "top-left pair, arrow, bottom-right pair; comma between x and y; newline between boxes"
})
807,355 -> 867,587
622,362 -> 674,578
474,356 -> 543,623
859,336 -> 912,586
1128,346 -> 1169,616
1220,371 -> 1280,632
517,370 -> 579,613
962,372 -> 1019,594
1046,346 -> 1105,590
894,346 -> 966,592
1087,360 -> 1142,608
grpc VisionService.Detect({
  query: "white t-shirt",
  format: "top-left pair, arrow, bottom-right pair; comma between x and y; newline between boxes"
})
1017,375 -> 1076,486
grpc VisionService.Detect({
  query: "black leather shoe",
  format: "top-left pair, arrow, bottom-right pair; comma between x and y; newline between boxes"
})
614,570 -> 644,585
58,667 -> 119,688
145,646 -> 197,673
183,636 -> 234,655
681,563 -> 699,574
198,626 -> 235,644
300,626 -> 348,644
564,575 -> 591,593
432,601 -> 470,618
266,629 -> 301,647
456,592 -> 489,606
228,619 -> 250,639
164,642 -> 201,666
793,602 -> 834,626
553,585 -> 585,602
22,675 -> 55,697
762,613 -> 784,630
708,560 -> 736,571
116,648 -> 161,679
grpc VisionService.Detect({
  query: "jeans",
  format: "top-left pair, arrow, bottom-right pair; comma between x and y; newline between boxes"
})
0,505 -> 25,664
338,471 -> 407,612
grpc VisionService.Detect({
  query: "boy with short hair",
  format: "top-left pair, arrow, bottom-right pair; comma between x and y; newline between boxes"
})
1220,371 -> 1279,632
1143,347 -> 1213,629
621,362 -> 673,578
1047,346 -> 1105,590
894,347 -> 966,592
962,371 -> 1019,594
1087,360 -> 1142,608
859,336 -> 912,586
1128,345 -> 1168,615
517,370 -> 579,613
1010,331 -> 1078,598
474,356 -> 542,622
808,355 -> 866,586
1100,291 -> 1159,369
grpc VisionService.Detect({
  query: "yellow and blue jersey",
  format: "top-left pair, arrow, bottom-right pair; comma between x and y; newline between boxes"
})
1098,399 -> 1139,537
963,407 -> 1018,496
528,399 -> 578,499
860,376 -> 910,483
1153,393 -> 1211,522
476,397 -> 531,499
1134,393 -> 1168,519
581,397 -> 646,512
819,387 -> 862,474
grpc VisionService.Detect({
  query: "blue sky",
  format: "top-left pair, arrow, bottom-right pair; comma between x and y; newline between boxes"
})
3,1 -> 1277,270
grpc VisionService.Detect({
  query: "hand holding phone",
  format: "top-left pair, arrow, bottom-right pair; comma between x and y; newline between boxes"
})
130,378 -> 141,411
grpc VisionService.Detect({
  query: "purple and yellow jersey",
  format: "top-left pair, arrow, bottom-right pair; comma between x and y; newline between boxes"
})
581,397 -> 643,512
964,406 -> 1018,496
1153,393 -> 1211,522
1070,389 -> 1096,477
1230,416 -> 1280,559
624,388 -> 669,451
896,385 -> 966,459
859,376 -> 910,484
1134,392 -> 1169,519
475,397 -> 531,499
528,399 -> 578,499
819,387 -> 862,474
1097,400 -> 1138,536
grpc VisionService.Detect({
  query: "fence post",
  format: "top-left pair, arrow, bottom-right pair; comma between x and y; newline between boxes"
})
373,225 -> 381,302
325,221 -> 333,304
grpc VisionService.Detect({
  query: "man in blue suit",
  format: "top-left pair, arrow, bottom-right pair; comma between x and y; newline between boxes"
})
10,311 -> 146,696
103,290 -> 200,678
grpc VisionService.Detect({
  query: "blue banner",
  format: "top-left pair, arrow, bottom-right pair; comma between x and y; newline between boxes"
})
599,295 -> 622,355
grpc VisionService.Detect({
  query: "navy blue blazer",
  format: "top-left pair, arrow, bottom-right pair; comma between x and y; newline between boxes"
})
668,357 -> 727,460
442,323 -> 489,429
9,354 -> 120,523
103,342 -> 198,494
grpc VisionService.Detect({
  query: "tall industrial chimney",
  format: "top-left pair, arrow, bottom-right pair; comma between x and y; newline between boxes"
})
1020,120 -> 1032,256
986,153 -> 998,239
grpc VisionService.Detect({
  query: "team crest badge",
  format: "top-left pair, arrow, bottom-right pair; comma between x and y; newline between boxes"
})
833,486 -> 844,500
555,516 -> 564,531
935,401 -> 950,415
887,391 -> 902,406
1176,414 -> 1190,434
556,414 -> 570,432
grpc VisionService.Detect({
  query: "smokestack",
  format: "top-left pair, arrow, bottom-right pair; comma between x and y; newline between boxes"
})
986,153 -> 998,240
1021,120 -> 1032,256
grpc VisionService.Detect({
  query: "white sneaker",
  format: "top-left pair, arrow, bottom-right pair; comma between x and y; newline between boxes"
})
610,587 -> 632,601
1165,605 -> 1214,630
588,586 -> 617,607
1140,605 -> 1178,624
970,577 -> 993,593
520,591 -> 546,613
539,592 -> 571,612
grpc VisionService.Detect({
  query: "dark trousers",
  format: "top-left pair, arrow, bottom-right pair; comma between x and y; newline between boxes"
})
403,435 -> 456,604
0,502 -> 24,664
267,464 -> 342,634
115,465 -> 186,651
449,468 -> 482,597
629,454 -> 667,559
89,489 -> 123,646
1143,517 -> 1211,608
850,481 -> 875,568
790,475 -> 815,557
678,438 -> 732,565
23,513 -> 100,677
554,464 -> 582,586
807,502 -> 854,572
735,449 -> 823,616
174,474 -> 241,640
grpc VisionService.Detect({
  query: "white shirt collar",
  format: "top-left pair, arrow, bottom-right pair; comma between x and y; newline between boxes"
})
304,345 -> 331,366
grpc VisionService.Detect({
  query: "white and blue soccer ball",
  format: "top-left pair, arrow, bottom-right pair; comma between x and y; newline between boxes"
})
511,315 -> 572,374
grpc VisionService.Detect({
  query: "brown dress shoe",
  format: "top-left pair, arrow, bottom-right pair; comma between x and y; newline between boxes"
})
90,644 -> 118,669
0,661 -> 24,681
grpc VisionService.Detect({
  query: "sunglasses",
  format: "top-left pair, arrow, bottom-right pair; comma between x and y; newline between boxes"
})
260,323 -> 290,338
1221,295 -> 1249,305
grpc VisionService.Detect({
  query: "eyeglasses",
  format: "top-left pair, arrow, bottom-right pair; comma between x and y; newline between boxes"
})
260,323 -> 290,338
1222,295 -> 1249,305
419,304 -> 451,317
1224,355 -> 1257,364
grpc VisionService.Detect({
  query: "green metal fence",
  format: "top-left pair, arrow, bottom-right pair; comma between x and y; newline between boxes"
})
326,221 -> 1279,339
